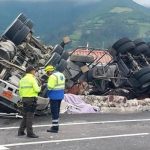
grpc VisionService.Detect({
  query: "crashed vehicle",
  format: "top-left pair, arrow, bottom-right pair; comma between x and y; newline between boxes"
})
0,13 -> 71,114
65,47 -> 122,95
111,38 -> 150,98
1,13 -> 141,115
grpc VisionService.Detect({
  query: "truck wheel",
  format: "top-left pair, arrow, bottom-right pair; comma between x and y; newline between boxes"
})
70,55 -> 94,63
111,69 -> 122,88
17,13 -> 27,23
132,44 -> 149,55
147,42 -> 150,47
133,67 -> 150,79
138,73 -> 150,88
45,52 -> 61,66
61,51 -> 70,60
2,19 -> 24,40
25,19 -> 33,29
134,39 -> 145,46
56,59 -> 67,72
117,42 -> 135,54
12,25 -> 30,45
52,45 -> 64,55
112,38 -> 131,50
145,42 -> 150,56
0,48 -> 11,61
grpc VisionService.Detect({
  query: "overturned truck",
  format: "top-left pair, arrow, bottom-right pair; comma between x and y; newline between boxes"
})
0,13 -> 122,114
0,13 -> 71,114
1,13 -> 150,115
111,38 -> 150,98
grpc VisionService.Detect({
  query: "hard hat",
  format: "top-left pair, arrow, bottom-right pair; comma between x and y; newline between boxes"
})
44,65 -> 55,72
26,66 -> 36,73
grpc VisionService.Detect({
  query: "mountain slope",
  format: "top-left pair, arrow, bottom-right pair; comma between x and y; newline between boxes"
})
70,0 -> 150,48
0,0 -> 150,49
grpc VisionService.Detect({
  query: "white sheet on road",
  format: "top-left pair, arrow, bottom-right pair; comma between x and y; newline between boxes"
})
62,94 -> 100,114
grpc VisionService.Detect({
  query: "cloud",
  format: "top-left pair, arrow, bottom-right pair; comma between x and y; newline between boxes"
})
133,0 -> 150,7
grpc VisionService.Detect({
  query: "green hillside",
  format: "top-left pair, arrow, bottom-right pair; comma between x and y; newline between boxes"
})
0,0 -> 150,49
70,0 -> 150,48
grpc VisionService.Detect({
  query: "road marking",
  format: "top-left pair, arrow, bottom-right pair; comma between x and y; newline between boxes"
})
1,118 -> 150,130
1,133 -> 149,148
0,146 -> 9,150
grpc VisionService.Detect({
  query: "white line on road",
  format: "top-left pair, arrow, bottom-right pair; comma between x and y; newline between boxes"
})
1,133 -> 149,148
1,118 -> 150,130
0,146 -> 9,150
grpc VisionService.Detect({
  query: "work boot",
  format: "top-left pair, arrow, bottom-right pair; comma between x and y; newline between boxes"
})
18,131 -> 26,136
47,126 -> 59,133
27,133 -> 39,138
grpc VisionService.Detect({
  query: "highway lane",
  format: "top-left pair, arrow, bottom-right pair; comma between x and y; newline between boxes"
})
0,112 -> 150,150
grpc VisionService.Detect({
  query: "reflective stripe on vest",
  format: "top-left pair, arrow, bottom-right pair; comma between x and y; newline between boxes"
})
20,86 -> 32,89
53,72 -> 65,90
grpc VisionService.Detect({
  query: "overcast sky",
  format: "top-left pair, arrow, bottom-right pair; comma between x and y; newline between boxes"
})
0,0 -> 150,7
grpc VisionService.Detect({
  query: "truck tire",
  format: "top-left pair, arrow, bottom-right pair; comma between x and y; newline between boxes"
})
70,55 -> 94,63
25,19 -> 33,29
111,69 -> 122,88
12,25 -> 30,45
17,13 -> 27,23
145,43 -> 150,56
2,19 -> 24,40
132,44 -> 149,55
112,38 -> 131,50
147,42 -> 150,48
117,42 -> 135,54
52,45 -> 64,55
134,67 -> 150,79
134,39 -> 145,46
138,73 -> 150,88
56,59 -> 67,72
0,48 -> 11,61
61,51 -> 70,60
45,52 -> 61,66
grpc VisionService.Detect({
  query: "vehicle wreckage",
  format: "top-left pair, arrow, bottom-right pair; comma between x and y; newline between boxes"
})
0,13 -> 150,115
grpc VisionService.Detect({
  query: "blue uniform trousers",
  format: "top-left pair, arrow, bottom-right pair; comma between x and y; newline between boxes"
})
50,100 -> 62,129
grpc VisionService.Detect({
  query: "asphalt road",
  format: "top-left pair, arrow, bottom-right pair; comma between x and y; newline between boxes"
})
0,112 -> 150,150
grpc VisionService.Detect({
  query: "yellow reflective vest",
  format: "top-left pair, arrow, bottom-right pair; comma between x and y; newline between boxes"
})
47,71 -> 65,100
19,73 -> 41,97
47,72 -> 65,90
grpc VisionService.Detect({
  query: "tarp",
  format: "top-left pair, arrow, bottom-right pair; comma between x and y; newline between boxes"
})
63,94 -> 100,114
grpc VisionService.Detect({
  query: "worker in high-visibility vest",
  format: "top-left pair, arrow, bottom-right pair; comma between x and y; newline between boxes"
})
45,65 -> 65,133
18,66 -> 41,138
